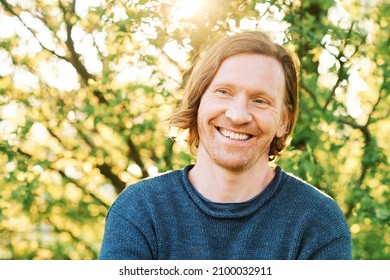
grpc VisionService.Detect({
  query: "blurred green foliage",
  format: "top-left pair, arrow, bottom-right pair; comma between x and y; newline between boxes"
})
0,0 -> 389,259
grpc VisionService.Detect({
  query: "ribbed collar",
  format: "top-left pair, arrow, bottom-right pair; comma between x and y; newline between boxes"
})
179,164 -> 283,219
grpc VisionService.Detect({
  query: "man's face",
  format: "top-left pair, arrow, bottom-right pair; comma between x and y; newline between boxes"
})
196,53 -> 289,172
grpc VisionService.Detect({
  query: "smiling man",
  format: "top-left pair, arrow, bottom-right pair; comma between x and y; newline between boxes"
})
99,31 -> 352,260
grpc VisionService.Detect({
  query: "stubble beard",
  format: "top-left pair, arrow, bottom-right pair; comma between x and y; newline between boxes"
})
199,133 -> 272,174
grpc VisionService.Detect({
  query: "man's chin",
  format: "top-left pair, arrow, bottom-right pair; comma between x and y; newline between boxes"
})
213,158 -> 255,173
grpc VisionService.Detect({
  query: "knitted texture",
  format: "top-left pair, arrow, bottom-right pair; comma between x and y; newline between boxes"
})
99,165 -> 352,260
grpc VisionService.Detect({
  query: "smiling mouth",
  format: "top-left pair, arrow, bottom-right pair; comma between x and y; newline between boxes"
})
217,127 -> 253,141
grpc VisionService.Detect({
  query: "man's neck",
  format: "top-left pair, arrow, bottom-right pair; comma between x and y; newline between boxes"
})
188,157 -> 275,203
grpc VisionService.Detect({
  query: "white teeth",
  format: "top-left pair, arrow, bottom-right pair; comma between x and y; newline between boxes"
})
220,128 -> 250,140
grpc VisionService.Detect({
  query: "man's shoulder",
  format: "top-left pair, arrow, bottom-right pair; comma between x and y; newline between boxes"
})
278,169 -> 351,250
114,166 -> 191,203
278,170 -> 350,236
108,168 -> 186,217
279,170 -> 339,210
121,168 -> 184,197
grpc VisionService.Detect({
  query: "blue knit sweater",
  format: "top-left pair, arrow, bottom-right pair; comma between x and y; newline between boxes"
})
99,165 -> 352,259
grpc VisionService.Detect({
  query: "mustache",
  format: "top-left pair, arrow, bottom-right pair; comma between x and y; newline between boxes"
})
211,118 -> 259,135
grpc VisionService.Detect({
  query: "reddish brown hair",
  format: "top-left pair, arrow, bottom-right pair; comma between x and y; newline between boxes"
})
170,31 -> 299,161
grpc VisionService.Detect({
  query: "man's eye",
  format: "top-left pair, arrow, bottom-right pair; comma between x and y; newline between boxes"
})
216,89 -> 229,94
254,99 -> 266,104
253,98 -> 269,107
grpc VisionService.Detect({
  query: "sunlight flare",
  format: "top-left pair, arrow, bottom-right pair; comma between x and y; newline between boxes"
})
171,0 -> 204,21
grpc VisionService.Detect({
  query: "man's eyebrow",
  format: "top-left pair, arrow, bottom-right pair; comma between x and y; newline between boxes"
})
208,82 -> 235,88
209,82 -> 276,98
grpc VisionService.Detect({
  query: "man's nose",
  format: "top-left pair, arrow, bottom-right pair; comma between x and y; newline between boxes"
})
225,95 -> 253,124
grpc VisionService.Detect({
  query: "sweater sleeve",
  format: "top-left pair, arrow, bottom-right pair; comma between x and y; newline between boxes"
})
98,208 -> 155,260
296,199 -> 352,260
305,234 -> 352,260
98,182 -> 160,260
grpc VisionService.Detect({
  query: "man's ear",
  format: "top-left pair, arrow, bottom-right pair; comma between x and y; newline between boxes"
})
275,105 -> 291,138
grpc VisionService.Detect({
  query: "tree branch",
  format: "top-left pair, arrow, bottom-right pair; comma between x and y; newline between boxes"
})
367,75 -> 388,126
163,137 -> 175,170
300,80 -> 319,104
323,60 -> 345,111
337,118 -> 365,130
96,163 -> 126,194
75,126 -> 127,194
58,0 -> 95,86
127,134 -> 149,179
57,170 -> 110,208
322,23 -> 362,111
0,0 -> 68,61
0,0 -> 110,107
338,117 -> 372,220
16,147 -> 110,208
48,216 -> 97,258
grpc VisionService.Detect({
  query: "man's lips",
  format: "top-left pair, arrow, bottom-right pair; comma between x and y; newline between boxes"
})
217,127 -> 253,141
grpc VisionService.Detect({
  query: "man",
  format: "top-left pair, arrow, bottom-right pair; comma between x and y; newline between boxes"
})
99,31 -> 352,260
